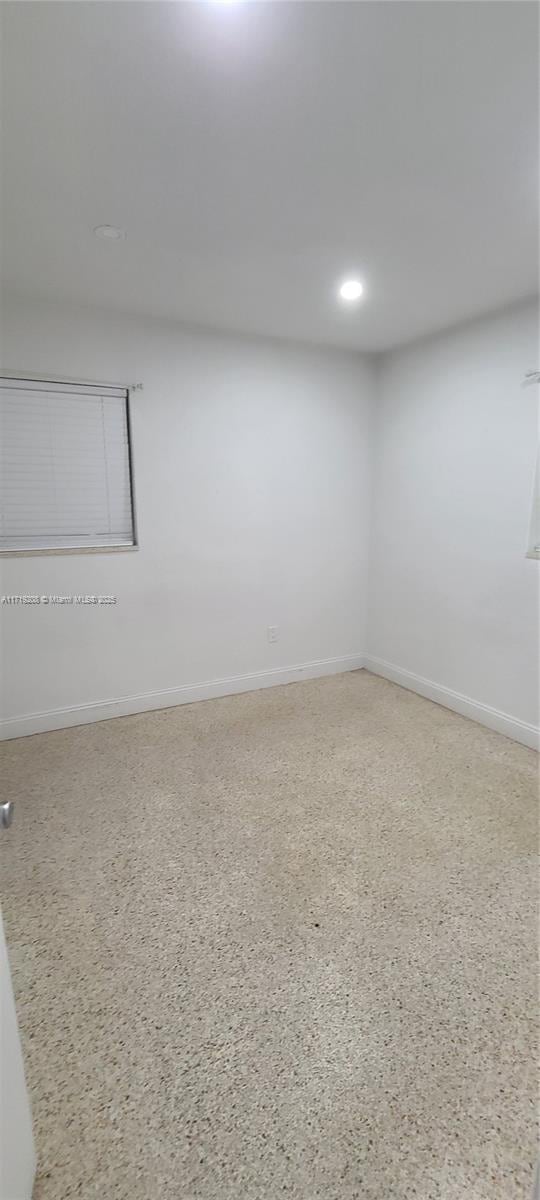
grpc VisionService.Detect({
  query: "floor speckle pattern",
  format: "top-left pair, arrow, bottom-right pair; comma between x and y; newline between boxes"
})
1,671 -> 538,1199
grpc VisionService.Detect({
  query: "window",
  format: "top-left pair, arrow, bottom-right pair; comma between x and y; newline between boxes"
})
0,377 -> 136,552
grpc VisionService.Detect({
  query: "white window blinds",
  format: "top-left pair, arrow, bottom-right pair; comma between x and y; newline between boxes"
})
0,378 -> 135,551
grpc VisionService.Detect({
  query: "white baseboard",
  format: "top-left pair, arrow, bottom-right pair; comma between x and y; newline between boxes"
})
4,652 -> 537,750
364,655 -> 539,751
0,653 -> 366,741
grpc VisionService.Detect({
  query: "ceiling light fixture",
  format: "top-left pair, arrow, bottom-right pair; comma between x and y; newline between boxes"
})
93,225 -> 126,241
338,278 -> 364,302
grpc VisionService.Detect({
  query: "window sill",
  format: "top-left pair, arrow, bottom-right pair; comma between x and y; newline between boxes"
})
0,545 -> 139,558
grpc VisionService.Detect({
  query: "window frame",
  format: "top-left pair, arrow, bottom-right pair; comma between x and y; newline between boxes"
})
0,373 -> 139,556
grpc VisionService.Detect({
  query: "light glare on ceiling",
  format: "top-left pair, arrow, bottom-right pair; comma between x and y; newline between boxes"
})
94,225 -> 126,241
339,278 -> 364,302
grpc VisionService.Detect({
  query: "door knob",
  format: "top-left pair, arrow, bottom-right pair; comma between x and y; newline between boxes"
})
0,801 -> 14,829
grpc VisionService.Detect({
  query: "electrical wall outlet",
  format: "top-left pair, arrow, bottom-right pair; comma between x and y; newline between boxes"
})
267,625 -> 279,643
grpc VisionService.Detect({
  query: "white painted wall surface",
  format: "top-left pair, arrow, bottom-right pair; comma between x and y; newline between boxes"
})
367,302 -> 539,738
0,295 -> 373,735
1,294 -> 537,744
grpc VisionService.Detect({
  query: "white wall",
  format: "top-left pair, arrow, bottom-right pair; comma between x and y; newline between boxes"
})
0,294 -> 373,735
1,294 -> 538,746
367,301 -> 539,745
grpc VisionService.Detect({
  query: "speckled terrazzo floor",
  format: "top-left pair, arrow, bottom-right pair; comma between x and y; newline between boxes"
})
0,670 -> 538,1200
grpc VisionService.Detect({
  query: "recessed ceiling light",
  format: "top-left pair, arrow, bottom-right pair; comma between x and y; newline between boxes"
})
338,278 -> 364,302
93,225 -> 126,241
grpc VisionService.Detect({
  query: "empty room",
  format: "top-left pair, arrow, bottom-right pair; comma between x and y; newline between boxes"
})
0,2 -> 538,1198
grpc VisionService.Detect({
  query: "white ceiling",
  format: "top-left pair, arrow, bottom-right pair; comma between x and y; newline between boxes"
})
1,1 -> 538,352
